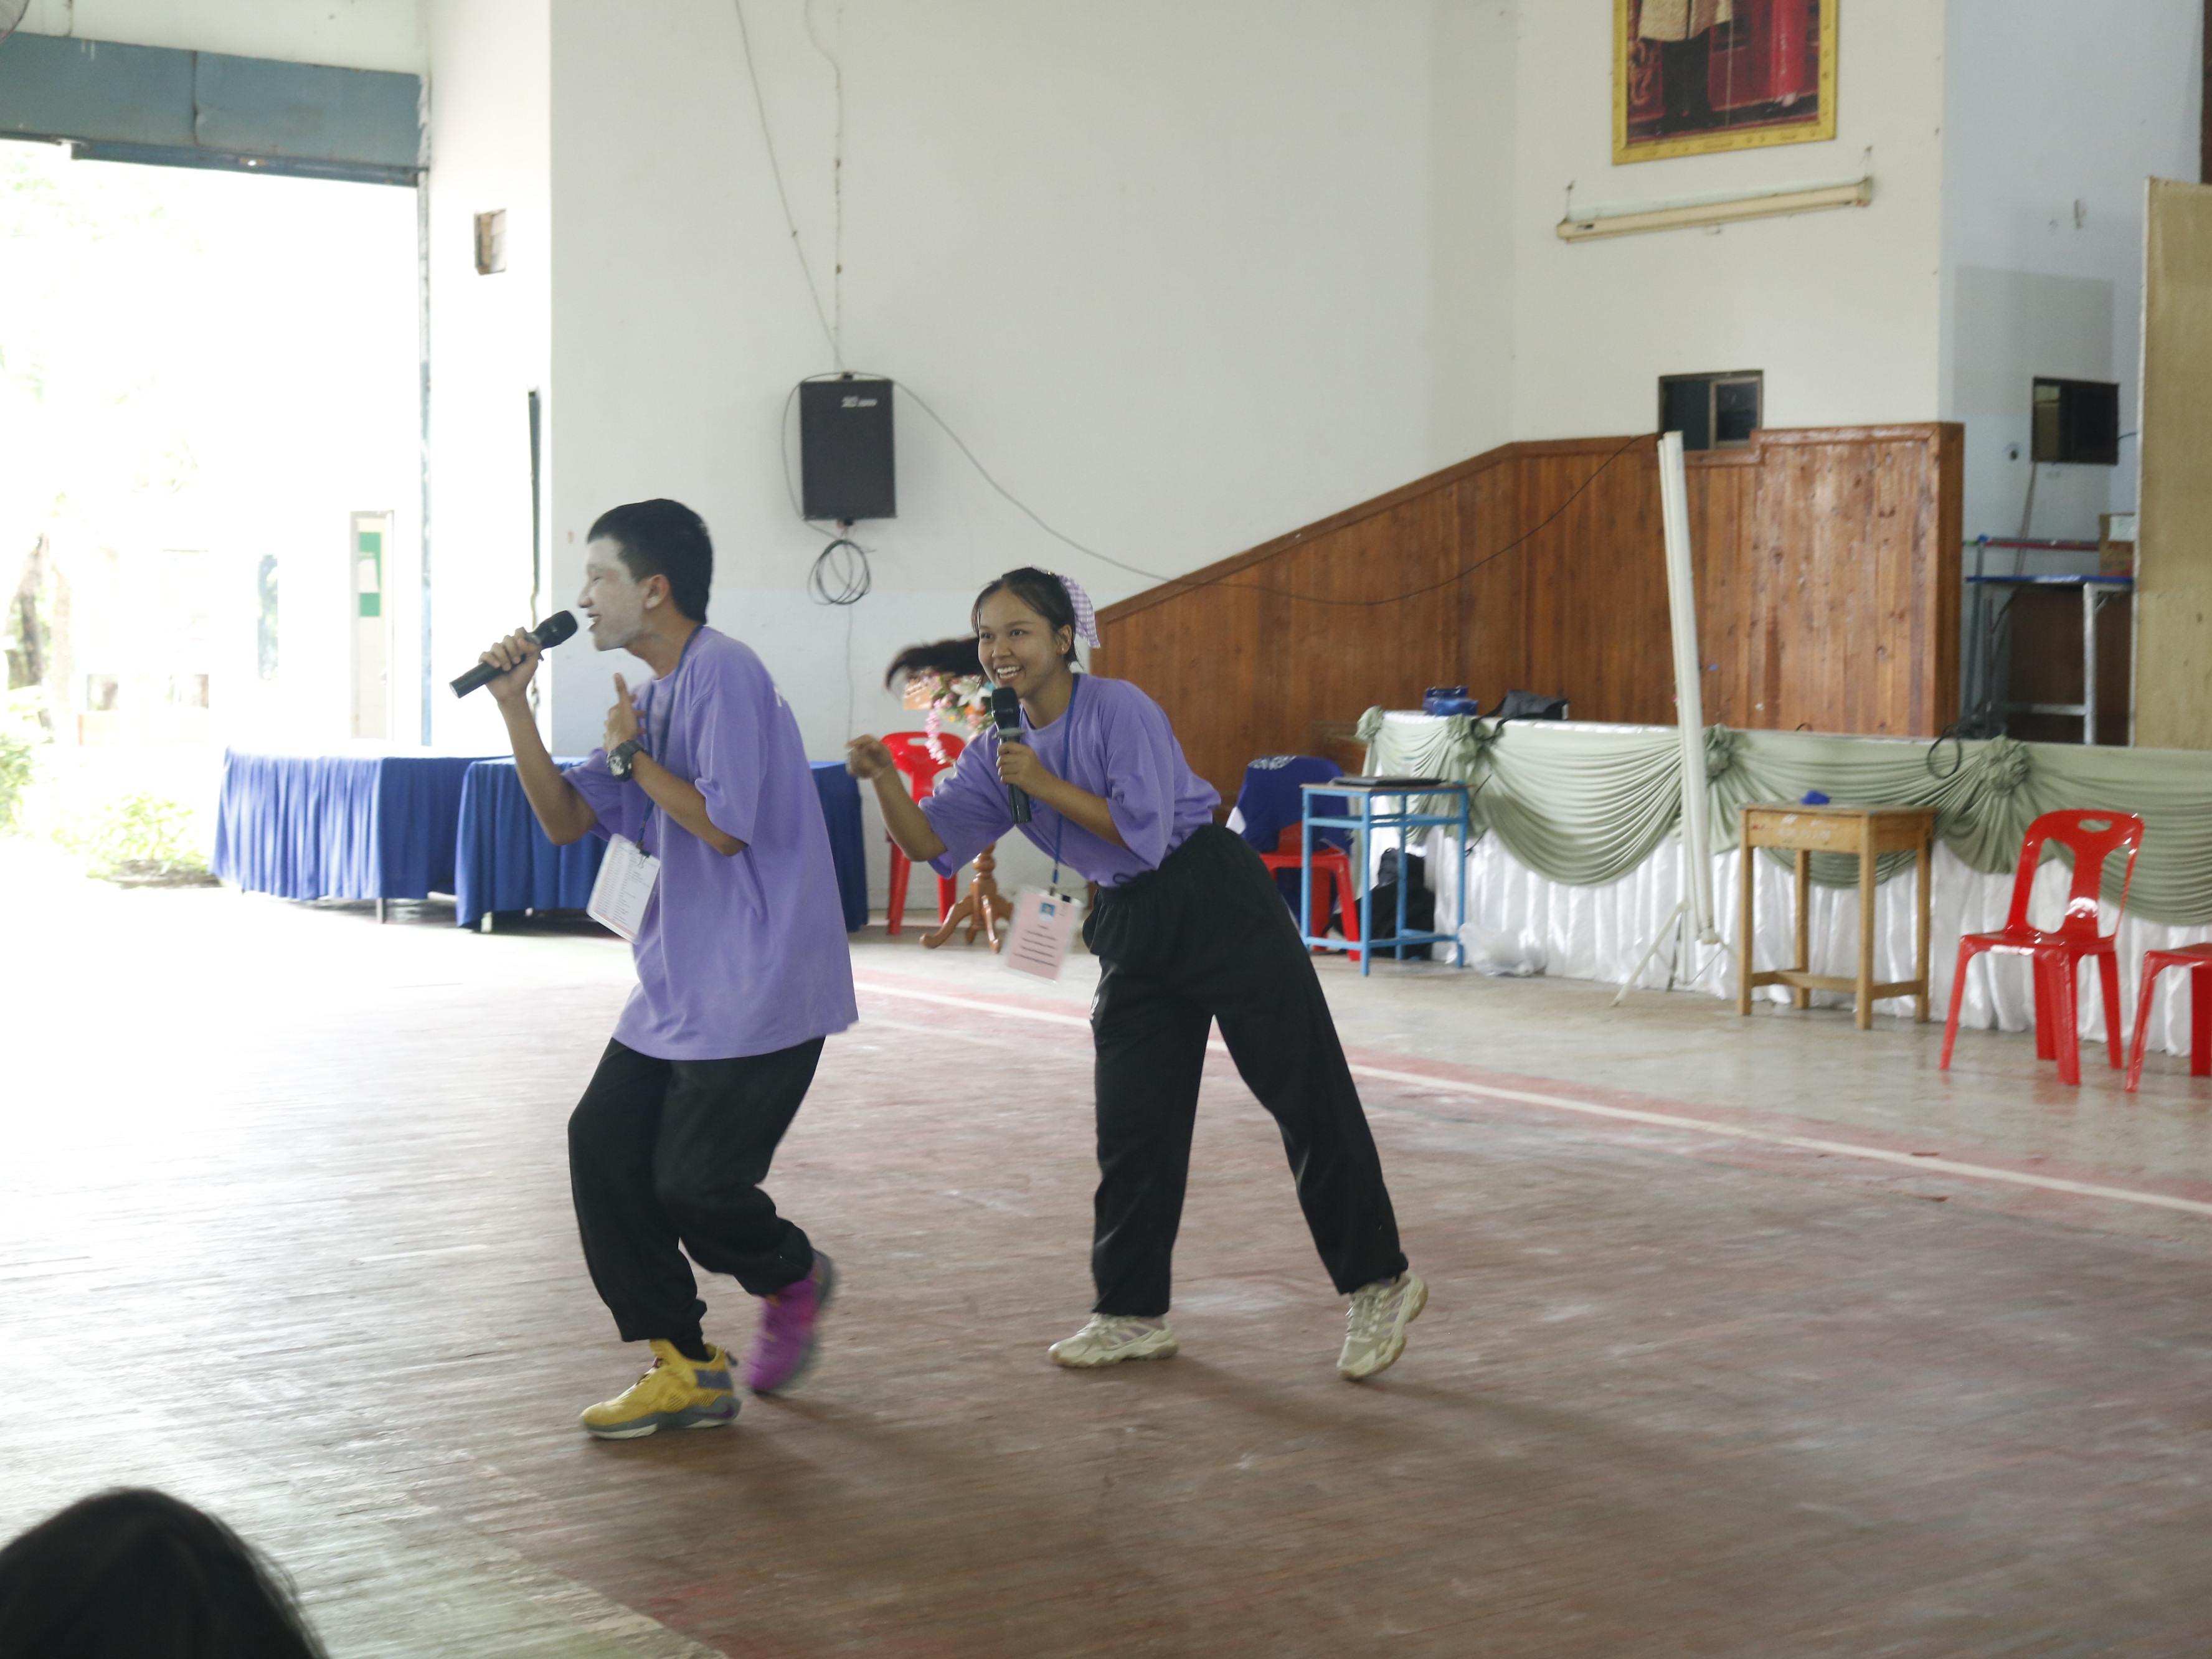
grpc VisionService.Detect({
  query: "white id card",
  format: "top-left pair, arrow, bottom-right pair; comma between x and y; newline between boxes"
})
1004,887 -> 1084,981
587,834 -> 661,942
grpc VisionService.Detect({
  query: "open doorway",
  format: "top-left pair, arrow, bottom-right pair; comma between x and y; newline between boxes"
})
1,138 -> 418,869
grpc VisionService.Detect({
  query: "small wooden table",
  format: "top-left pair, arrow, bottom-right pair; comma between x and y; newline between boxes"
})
1737,803 -> 1937,1029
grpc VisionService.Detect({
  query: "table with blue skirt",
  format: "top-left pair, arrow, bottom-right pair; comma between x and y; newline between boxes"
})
212,749 -> 491,920
453,757 -> 869,933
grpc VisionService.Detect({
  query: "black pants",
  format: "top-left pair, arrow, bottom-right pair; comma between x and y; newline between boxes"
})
567,1036 -> 823,1345
1083,826 -> 1406,1317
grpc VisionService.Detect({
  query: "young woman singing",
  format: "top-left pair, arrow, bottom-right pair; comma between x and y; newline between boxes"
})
849,568 -> 1424,1379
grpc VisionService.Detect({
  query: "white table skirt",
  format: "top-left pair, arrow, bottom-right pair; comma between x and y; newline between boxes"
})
1413,830 -> 2210,1055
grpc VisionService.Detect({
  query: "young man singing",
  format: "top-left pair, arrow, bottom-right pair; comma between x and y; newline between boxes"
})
477,498 -> 857,1438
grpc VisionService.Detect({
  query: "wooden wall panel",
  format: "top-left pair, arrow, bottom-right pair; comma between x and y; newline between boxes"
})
1454,461 -> 1525,714
2137,177 -> 2212,749
1688,453 -> 1758,728
1095,424 -> 1962,806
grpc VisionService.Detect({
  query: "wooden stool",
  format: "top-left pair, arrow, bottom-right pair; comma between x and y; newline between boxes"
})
924,841 -> 1014,952
1737,803 -> 1937,1030
2124,942 -> 2212,1092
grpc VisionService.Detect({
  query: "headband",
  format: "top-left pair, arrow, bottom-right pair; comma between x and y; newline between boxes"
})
1057,574 -> 1101,648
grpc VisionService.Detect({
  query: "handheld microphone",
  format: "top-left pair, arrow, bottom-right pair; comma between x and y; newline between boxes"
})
990,684 -> 1033,825
450,610 -> 579,698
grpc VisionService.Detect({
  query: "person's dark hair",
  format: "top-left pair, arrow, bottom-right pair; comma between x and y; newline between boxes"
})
970,567 -> 1079,666
0,1488 -> 324,1658
588,499 -> 713,623
882,636 -> 985,689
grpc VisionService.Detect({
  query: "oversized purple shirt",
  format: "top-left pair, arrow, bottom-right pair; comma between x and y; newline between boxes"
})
922,674 -> 1220,887
568,628 -> 857,1061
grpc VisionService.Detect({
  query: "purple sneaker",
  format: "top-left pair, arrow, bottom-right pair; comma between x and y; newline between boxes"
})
742,1251 -> 836,1394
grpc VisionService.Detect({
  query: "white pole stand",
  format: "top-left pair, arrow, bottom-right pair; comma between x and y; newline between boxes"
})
1614,431 -> 1735,1007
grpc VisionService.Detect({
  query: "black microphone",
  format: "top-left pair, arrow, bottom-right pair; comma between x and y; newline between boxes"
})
450,610 -> 579,698
991,684 -> 1033,825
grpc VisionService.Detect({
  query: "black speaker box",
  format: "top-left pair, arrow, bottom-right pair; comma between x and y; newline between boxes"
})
800,377 -> 897,521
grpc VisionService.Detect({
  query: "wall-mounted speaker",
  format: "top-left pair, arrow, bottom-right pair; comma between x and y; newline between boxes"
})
800,377 -> 896,522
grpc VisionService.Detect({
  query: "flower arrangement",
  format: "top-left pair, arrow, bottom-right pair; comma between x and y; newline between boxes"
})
886,638 -> 1011,948
904,671 -> 990,765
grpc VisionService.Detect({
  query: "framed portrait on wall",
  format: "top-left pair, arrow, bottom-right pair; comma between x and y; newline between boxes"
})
1615,0 -> 1837,164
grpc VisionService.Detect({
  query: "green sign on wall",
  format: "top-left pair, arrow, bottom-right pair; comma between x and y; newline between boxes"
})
356,527 -> 382,618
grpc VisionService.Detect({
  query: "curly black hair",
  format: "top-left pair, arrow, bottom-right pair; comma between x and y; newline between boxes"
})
882,636 -> 986,690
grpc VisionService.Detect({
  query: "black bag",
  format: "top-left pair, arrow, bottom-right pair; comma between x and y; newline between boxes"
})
1364,849 -> 1434,960
1488,689 -> 1568,723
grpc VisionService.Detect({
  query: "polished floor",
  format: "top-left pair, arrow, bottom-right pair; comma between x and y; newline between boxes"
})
4,843 -> 2211,1657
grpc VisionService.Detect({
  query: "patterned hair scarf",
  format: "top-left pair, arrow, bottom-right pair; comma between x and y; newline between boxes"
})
1057,574 -> 1101,647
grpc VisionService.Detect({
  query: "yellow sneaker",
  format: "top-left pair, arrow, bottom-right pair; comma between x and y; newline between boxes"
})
579,1341 -> 739,1439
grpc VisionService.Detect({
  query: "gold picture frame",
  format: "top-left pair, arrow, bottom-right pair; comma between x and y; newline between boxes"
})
1614,0 -> 1837,165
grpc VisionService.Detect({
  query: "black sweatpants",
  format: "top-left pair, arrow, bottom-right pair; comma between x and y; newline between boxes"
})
1082,826 -> 1407,1317
567,1036 -> 823,1345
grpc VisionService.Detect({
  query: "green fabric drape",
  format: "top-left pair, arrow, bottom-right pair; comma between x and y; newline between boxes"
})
1360,711 -> 2212,926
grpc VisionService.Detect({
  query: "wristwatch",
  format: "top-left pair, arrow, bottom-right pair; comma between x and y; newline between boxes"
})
608,738 -> 645,779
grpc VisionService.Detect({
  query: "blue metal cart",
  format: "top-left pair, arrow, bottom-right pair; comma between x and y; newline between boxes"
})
1298,780 -> 1471,975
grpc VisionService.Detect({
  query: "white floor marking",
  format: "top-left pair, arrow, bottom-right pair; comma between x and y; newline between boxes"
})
856,977 -> 2212,1221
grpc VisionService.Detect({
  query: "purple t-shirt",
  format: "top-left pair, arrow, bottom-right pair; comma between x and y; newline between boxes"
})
922,674 -> 1220,888
568,627 -> 857,1061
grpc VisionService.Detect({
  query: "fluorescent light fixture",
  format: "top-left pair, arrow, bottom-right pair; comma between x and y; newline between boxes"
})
1557,177 -> 1873,243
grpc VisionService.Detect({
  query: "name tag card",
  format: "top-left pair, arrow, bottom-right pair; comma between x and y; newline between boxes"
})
1004,887 -> 1082,981
587,834 -> 661,942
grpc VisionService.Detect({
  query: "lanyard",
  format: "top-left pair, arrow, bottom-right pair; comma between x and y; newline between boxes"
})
1023,673 -> 1080,892
640,626 -> 703,857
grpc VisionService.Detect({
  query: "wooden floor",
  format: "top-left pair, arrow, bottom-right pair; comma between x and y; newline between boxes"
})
4,848 -> 2212,1657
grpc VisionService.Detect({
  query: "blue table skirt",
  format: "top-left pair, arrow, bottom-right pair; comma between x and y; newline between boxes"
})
212,750 -> 489,902
813,763 -> 869,933
453,758 -> 869,933
453,758 -> 601,927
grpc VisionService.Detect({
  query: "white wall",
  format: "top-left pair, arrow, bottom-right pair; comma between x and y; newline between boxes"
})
1509,0 -> 1949,439
535,0 -> 1511,900
16,0 -> 427,73
1940,0 -> 2202,563
423,0 -> 550,753
1429,1 -> 1521,464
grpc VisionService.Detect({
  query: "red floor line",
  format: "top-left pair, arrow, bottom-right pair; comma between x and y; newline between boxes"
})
853,975 -> 2212,1222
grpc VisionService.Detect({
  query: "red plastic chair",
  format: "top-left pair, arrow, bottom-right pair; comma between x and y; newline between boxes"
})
1939,809 -> 2145,1085
1257,825 -> 1363,962
2124,942 -> 2212,1092
881,731 -> 964,936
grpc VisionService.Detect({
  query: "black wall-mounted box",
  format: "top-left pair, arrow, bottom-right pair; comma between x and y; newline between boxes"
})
2031,377 -> 2120,466
800,377 -> 896,522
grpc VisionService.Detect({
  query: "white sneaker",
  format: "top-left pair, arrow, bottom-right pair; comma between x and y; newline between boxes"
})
1338,1271 -> 1427,1380
1049,1314 -> 1179,1368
